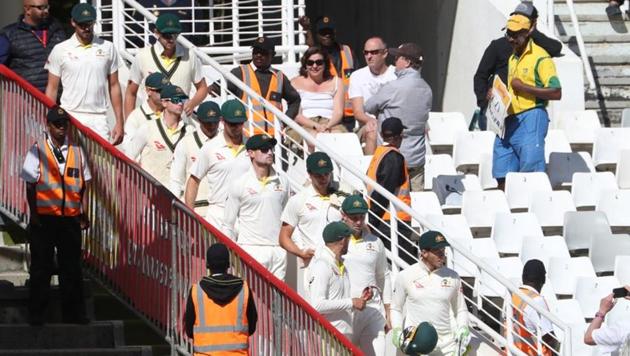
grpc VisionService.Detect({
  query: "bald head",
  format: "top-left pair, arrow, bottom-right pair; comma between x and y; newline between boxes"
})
23,0 -> 49,27
363,37 -> 389,74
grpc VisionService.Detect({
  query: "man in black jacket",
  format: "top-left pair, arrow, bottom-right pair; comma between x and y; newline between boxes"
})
0,0 -> 66,92
473,1 -> 562,130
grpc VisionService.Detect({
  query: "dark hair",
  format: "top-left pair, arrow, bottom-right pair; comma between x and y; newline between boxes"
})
299,46 -> 332,80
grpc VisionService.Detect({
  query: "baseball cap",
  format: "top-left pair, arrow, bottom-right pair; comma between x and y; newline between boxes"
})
388,43 -> 423,62
145,72 -> 169,91
160,84 -> 188,101
47,106 -> 69,123
221,99 -> 248,123
315,16 -> 335,32
506,14 -> 532,32
400,322 -> 439,354
155,13 -> 182,34
418,230 -> 450,250
71,3 -> 96,24
322,221 -> 352,243
512,1 -> 538,19
306,151 -> 333,174
252,36 -> 275,53
381,117 -> 406,137
196,101 -> 222,124
206,243 -> 230,271
341,195 -> 369,215
246,134 -> 277,151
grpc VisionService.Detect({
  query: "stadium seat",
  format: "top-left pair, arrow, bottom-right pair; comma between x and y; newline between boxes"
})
544,130 -> 572,163
451,237 -> 499,278
478,257 -> 523,300
423,154 -> 456,190
286,152 -> 309,189
339,155 -> 369,193
574,276 -> 620,318
452,131 -> 495,174
589,233 -> 630,274
491,212 -> 543,255
614,255 -> 630,284
528,190 -> 576,235
591,128 -> 630,171
520,235 -> 570,268
607,298 -> 630,326
616,149 -> 630,189
316,133 -> 364,157
546,152 -> 591,189
410,191 -> 443,228
622,108 -> 630,128
478,153 -> 498,190
555,110 -> 600,148
550,299 -> 586,325
547,257 -> 596,296
425,214 -> 473,243
426,112 -> 467,154
563,211 -> 612,252
571,172 -> 617,210
505,172 -> 552,212
462,190 -> 510,236
596,189 -> 630,231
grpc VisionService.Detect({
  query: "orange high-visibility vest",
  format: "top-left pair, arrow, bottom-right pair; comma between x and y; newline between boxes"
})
35,139 -> 84,217
191,281 -> 250,355
366,145 -> 411,222
328,44 -> 355,117
240,64 -> 284,136
511,287 -> 553,356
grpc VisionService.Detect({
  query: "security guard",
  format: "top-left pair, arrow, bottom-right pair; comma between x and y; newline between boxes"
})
124,72 -> 168,143
21,106 -> 91,325
391,231 -> 470,356
341,194 -> 392,356
184,243 -> 258,355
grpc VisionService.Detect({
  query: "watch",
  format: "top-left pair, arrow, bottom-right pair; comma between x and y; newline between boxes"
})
595,312 -> 606,319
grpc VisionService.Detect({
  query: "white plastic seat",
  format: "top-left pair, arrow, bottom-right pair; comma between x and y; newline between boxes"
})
574,276 -> 620,318
316,133 -> 364,157
589,233 -> 630,274
622,108 -> 630,128
461,190 -> 510,233
591,128 -> 630,171
550,299 -> 586,325
544,130 -> 572,163
427,112 -> 467,148
607,298 -> 630,326
546,152 -> 592,189
451,237 -> 499,278
425,214 -> 473,244
520,235 -> 570,268
286,152 -> 308,189
596,189 -> 630,229
478,257 -> 523,299
423,154 -> 456,190
505,172 -> 552,212
614,255 -> 630,284
571,172 -> 617,210
616,149 -> 630,189
555,110 -> 601,146
478,153 -> 498,190
491,212 -> 543,255
452,131 -> 495,173
410,192 -> 443,228
548,257 -> 596,296
339,155 -> 368,193
563,211 -> 611,251
528,190 -> 576,233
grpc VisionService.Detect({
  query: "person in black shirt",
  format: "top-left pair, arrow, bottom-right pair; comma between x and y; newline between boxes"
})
473,1 -> 562,130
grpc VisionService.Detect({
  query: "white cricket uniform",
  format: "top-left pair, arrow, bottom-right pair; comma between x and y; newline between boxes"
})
391,262 -> 468,356
124,101 -> 160,145
222,165 -> 289,280
124,118 -> 190,187
308,245 -> 353,337
169,129 -> 211,216
188,133 -> 249,227
45,34 -> 121,140
21,136 -> 92,183
345,230 -> 392,356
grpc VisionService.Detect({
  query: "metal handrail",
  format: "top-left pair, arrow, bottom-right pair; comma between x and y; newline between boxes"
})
562,0 -> 596,89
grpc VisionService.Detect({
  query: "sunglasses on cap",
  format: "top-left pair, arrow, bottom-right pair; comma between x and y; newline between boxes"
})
306,59 -> 325,66
166,96 -> 187,105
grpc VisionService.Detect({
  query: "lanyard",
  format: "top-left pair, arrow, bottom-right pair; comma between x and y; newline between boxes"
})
32,29 -> 48,48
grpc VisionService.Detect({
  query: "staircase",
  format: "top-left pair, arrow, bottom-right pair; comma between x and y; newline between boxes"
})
555,0 -> 630,126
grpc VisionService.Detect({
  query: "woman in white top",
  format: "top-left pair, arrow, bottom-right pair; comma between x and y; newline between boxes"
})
288,47 -> 346,150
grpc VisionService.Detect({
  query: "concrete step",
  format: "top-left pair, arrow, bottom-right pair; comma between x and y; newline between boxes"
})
556,21 -> 630,42
586,85 -> 630,101
0,346 -> 152,356
0,245 -> 26,273
0,321 -> 124,349
567,42 -> 630,64
555,2 -> 630,21
585,104 -> 626,125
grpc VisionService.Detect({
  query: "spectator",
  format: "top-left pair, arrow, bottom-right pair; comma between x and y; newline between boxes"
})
287,46 -> 346,152
510,259 -> 560,355
184,243 -> 258,353
299,15 -> 356,132
584,286 -> 630,355
124,13 -> 207,118
21,107 -> 91,325
391,231 -> 470,356
366,117 -> 415,264
222,134 -> 289,280
211,36 -> 300,136
308,221 -> 369,338
124,72 -> 168,144
365,42 -> 432,191
492,15 -> 562,190
169,100 -> 220,217
606,0 -> 625,16
0,0 -> 66,92
184,99 -> 250,227
341,195 -> 392,356
473,1 -> 562,130
348,36 -> 396,154
45,3 -> 124,145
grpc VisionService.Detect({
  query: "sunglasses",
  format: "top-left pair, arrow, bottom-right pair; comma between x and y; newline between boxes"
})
363,49 -> 386,56
27,4 -> 50,10
161,33 -> 179,40
504,30 -> 527,40
166,97 -> 187,105
258,147 -> 274,154
76,21 -> 95,29
225,121 -> 243,127
306,59 -> 325,66
51,119 -> 69,128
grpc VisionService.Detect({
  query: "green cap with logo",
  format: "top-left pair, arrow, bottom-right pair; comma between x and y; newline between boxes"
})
306,151 -> 333,174
322,221 -> 352,243
418,230 -> 450,250
155,13 -> 182,34
246,134 -> 277,151
197,101 -> 222,123
160,84 -> 188,101
145,72 -> 169,91
71,3 -> 96,24
400,322 -> 438,355
342,194 -> 368,215
221,99 -> 247,123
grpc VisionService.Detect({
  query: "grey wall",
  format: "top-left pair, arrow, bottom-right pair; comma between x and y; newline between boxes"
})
0,1 -> 23,28
304,0 -> 458,111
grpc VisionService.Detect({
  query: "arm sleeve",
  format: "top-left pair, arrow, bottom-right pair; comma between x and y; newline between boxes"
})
123,126 -> 148,162
376,239 -> 392,304
169,143 -> 188,197
280,195 -> 300,226
309,260 -> 353,314
347,71 -> 362,99
0,34 -> 10,64
390,272 -> 407,329
191,50 -> 205,84
109,46 -> 122,74
44,47 -> 61,76
183,287 -> 195,338
80,147 -> 92,182
537,57 -> 561,89
368,152 -> 405,227
451,278 -> 469,330
364,84 -> 389,115
282,75 -> 301,119
246,286 -> 258,335
531,29 -> 563,57
128,57 -> 143,85
222,180 -> 241,240
189,145 -> 211,179
473,42 -> 497,107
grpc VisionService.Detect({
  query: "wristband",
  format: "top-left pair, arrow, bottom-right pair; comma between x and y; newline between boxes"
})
595,312 -> 606,319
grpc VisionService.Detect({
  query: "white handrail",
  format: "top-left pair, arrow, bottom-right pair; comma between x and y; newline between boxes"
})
563,0 -> 596,89
118,1 -> 572,354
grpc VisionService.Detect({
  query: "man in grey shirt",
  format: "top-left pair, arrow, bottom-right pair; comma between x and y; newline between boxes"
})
365,43 -> 432,191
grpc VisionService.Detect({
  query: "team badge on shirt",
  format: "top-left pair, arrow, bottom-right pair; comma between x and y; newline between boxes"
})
365,242 -> 376,252
215,152 -> 226,160
154,141 -> 166,151
247,187 -> 257,196
305,203 -> 317,211
413,279 -> 424,289
441,278 -> 452,288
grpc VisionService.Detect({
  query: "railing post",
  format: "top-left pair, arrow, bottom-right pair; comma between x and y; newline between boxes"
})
231,0 -> 240,66
283,0 -> 296,64
111,0 -> 123,51
389,205 -> 399,280
169,210 -> 178,356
